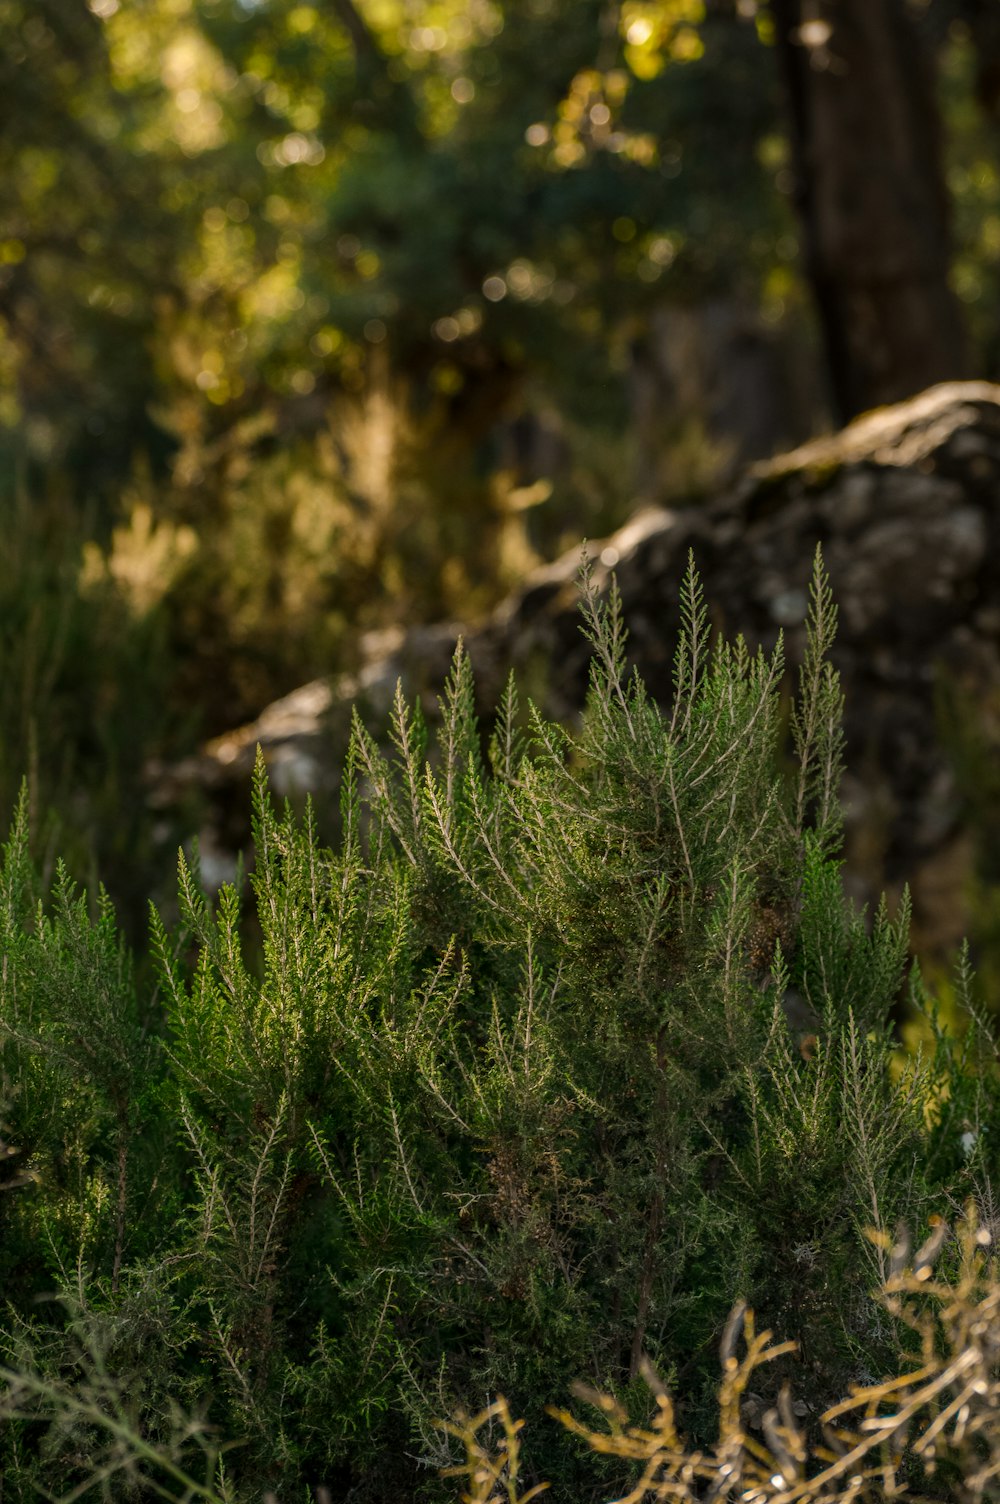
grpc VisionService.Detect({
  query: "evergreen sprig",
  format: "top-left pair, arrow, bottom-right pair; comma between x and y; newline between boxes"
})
0,555 -> 994,1501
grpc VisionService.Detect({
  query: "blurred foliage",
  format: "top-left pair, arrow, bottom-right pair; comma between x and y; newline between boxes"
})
1,0 -> 1000,921
941,24 -> 1000,370
0,480 -> 189,912
934,674 -> 1000,1014
0,0 -> 800,528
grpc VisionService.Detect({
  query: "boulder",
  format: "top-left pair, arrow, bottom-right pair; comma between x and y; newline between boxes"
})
151,381 -> 1000,961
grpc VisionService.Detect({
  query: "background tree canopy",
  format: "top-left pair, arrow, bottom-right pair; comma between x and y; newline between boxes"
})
1,0 -> 999,917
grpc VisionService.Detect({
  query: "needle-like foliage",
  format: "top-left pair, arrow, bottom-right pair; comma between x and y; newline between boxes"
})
0,554 -> 995,1501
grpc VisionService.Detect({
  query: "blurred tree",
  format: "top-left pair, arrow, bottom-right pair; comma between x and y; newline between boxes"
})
960,0 -> 1000,122
769,0 -> 969,420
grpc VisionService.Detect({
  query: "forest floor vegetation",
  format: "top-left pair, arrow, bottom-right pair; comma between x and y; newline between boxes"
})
0,554 -> 998,1502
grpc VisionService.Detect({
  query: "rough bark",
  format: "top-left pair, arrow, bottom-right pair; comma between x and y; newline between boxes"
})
771,0 -> 969,420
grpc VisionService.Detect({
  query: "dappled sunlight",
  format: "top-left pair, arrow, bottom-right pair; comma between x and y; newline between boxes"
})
80,501 -> 197,617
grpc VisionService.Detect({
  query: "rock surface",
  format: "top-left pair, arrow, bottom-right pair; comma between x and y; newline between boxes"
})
152,381 -> 1000,961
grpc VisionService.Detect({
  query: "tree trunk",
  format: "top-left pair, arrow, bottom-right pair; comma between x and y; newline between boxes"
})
771,0 -> 969,420
961,0 -> 1000,122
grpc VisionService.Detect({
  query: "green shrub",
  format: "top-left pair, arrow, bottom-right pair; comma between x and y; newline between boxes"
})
0,552 -> 996,1501
446,1209 -> 1000,1504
